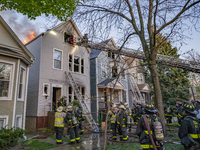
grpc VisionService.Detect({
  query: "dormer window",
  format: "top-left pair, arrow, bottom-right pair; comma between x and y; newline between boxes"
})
64,32 -> 76,45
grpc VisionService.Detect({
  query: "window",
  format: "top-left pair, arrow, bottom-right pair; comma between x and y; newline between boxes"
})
18,68 -> 25,99
121,69 -> 125,79
81,87 -> 85,98
138,73 -> 143,83
15,115 -> 22,129
108,50 -> 115,59
54,50 -> 62,69
64,32 -> 76,45
0,63 -> 12,98
43,83 -> 50,96
101,64 -> 107,78
74,56 -> 80,73
112,66 -> 117,78
0,115 -> 8,129
69,55 -> 72,71
81,58 -> 84,74
68,86 -> 72,103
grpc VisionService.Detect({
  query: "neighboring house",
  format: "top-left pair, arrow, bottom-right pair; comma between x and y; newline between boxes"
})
90,38 -> 129,121
25,19 -> 91,131
124,57 -> 151,106
0,16 -> 34,129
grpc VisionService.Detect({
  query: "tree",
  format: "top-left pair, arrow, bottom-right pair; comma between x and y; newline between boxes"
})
0,0 -> 81,20
74,0 -> 200,138
143,34 -> 191,105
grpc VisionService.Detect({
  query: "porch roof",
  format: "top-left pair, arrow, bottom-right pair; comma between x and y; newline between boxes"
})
137,83 -> 151,93
97,78 -> 125,89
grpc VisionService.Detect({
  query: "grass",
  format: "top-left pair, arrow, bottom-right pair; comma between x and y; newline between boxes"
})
105,143 -> 140,150
21,139 -> 57,150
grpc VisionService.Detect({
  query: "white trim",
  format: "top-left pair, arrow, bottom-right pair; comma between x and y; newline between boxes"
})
0,115 -> 9,129
52,84 -> 63,96
12,59 -> 20,127
15,114 -> 22,129
0,60 -> 15,100
53,48 -> 63,70
17,65 -> 26,101
43,83 -> 50,96
68,54 -> 85,75
23,67 -> 29,130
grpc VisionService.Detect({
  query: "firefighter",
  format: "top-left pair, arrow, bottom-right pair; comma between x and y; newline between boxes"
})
136,103 -> 165,150
132,104 -> 137,124
116,105 -> 128,141
135,103 -> 143,124
54,106 -> 66,144
109,104 -> 118,140
124,103 -> 132,132
65,105 -> 80,144
178,102 -> 200,150
57,96 -> 67,111
163,101 -> 173,125
176,102 -> 184,126
77,105 -> 85,135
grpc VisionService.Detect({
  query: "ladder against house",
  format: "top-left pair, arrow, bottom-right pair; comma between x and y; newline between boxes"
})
128,74 -> 144,104
65,71 -> 98,131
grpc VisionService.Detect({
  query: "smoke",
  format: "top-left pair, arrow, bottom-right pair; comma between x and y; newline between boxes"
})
0,10 -> 41,44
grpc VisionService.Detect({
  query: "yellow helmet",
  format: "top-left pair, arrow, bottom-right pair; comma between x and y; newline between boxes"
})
119,105 -> 125,109
67,105 -> 72,109
57,106 -> 63,112
112,104 -> 117,108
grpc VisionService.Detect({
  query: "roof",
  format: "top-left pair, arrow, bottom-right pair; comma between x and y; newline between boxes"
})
137,83 -> 150,93
99,38 -> 112,46
98,78 -> 115,86
0,16 -> 35,65
90,48 -> 102,59
98,78 -> 125,89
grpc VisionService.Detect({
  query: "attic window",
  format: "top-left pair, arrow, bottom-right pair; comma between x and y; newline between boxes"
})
64,32 -> 76,45
108,50 -> 115,59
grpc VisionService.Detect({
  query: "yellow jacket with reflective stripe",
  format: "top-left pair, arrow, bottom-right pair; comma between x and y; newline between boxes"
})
54,112 -> 66,127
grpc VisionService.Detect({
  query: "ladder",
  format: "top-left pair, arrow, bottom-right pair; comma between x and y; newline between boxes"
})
127,73 -> 144,104
65,71 -> 98,131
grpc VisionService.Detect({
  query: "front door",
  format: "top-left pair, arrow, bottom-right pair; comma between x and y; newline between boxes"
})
52,87 -> 61,111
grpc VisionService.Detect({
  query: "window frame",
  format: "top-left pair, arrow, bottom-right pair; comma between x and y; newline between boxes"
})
43,83 -> 50,96
17,66 -> 26,101
67,85 -> 86,103
0,115 -> 9,129
53,48 -> 63,70
81,58 -> 84,74
74,55 -> 80,73
68,54 -> 85,74
0,60 -> 15,100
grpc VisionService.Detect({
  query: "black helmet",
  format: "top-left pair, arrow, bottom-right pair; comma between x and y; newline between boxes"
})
183,103 -> 198,115
166,101 -> 170,105
145,103 -> 158,113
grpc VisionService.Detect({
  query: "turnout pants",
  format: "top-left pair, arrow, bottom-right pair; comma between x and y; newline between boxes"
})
110,123 -> 117,140
165,115 -> 172,125
79,120 -> 84,134
55,127 -> 64,143
140,139 -> 164,150
68,125 -> 80,143
118,126 -> 128,141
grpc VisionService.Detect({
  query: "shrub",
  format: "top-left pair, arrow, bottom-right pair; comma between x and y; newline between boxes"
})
0,127 -> 25,149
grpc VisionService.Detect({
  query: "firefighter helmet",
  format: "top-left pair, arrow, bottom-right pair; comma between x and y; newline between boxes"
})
112,104 -> 117,108
67,105 -> 72,109
145,103 -> 158,113
166,101 -> 170,105
119,105 -> 125,109
57,106 -> 63,112
124,103 -> 128,106
183,103 -> 198,115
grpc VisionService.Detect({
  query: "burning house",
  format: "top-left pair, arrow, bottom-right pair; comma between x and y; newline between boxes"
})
25,19 -> 91,131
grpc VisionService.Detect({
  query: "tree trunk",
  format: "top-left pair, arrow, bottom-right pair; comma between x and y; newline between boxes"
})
148,59 -> 166,132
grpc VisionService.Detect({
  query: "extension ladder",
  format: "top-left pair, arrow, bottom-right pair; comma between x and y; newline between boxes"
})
65,71 -> 98,131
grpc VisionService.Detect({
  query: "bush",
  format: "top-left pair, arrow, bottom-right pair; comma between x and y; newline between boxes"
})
0,127 -> 25,149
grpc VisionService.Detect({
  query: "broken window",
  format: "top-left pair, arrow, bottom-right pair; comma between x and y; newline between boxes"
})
68,86 -> 72,103
43,83 -> 50,96
81,87 -> 85,98
69,54 -> 72,71
74,56 -> 80,73
81,58 -> 84,74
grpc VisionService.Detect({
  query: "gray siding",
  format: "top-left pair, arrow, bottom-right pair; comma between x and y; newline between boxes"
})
90,58 -> 97,121
26,36 -> 42,116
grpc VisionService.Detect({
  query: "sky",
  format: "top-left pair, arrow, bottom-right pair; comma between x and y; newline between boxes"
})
0,10 -> 199,57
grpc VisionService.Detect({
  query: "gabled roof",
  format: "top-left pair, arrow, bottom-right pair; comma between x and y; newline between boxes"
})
137,83 -> 150,93
25,18 -> 91,53
0,16 -> 35,65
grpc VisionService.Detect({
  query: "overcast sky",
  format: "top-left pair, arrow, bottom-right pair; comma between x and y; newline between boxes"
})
0,10 -> 199,56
